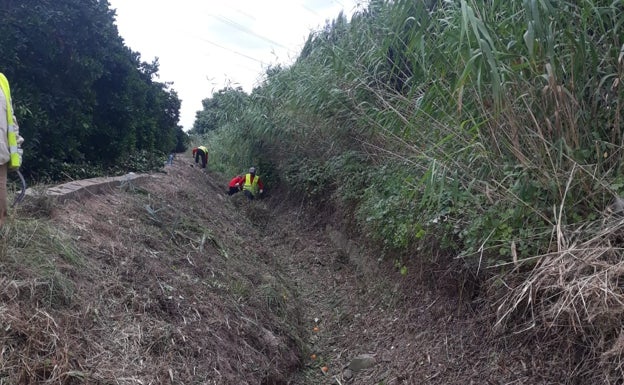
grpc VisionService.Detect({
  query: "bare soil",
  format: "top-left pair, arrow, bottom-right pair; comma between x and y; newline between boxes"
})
0,153 -> 563,384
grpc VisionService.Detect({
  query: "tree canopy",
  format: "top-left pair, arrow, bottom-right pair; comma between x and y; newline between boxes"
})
190,87 -> 249,135
0,0 -> 188,181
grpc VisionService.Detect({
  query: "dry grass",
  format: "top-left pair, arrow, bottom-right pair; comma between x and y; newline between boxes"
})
0,159 -> 304,385
492,214 -> 624,383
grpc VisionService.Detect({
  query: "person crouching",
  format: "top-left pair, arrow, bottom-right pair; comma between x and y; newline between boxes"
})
241,167 -> 264,200
227,175 -> 243,195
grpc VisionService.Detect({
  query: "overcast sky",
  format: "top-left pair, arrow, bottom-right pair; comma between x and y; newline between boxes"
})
107,0 -> 364,131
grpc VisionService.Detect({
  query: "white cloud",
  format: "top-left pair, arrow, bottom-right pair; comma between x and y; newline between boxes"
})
108,0 -> 364,131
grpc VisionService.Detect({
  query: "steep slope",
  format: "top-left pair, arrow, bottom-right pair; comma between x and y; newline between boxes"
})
0,153 -> 558,384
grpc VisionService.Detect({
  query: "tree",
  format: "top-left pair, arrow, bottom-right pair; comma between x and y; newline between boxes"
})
191,87 -> 249,134
0,0 -> 184,180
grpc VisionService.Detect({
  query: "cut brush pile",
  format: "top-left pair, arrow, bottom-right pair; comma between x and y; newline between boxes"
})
492,215 -> 624,383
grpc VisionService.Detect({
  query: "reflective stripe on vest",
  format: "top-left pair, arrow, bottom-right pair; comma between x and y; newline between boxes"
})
243,173 -> 259,195
0,73 -> 20,169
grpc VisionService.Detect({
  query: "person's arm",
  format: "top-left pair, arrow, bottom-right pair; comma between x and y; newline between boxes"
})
258,178 -> 264,193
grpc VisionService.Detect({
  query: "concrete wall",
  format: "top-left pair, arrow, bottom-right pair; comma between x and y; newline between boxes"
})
23,173 -> 153,203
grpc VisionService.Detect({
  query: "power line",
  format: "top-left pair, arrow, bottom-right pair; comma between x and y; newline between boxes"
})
198,37 -> 268,66
210,14 -> 290,51
300,3 -> 321,17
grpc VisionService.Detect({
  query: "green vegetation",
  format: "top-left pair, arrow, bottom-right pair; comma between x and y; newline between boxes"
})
199,0 -> 624,269
192,0 -> 624,382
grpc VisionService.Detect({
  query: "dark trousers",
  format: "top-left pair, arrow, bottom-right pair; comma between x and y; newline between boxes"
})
244,190 -> 254,200
195,150 -> 207,168
228,187 -> 240,195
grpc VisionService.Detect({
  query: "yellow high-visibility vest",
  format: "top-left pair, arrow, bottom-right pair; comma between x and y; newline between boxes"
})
0,73 -> 20,169
243,173 -> 259,195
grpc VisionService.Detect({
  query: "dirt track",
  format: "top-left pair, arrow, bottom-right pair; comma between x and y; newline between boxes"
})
3,153 -> 558,384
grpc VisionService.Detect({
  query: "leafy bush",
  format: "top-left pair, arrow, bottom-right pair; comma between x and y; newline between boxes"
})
27,149 -> 166,184
355,162 -> 419,253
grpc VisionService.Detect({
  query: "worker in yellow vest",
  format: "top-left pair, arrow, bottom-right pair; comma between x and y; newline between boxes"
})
241,166 -> 264,200
0,72 -> 24,228
192,145 -> 209,168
